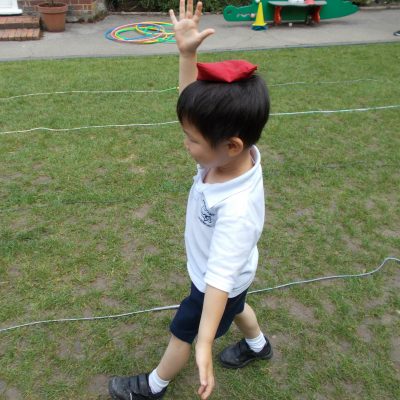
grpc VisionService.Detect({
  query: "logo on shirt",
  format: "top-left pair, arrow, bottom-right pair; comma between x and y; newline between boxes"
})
199,199 -> 216,227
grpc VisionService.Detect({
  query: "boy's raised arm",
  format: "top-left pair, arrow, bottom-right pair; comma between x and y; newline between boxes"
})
169,0 -> 215,95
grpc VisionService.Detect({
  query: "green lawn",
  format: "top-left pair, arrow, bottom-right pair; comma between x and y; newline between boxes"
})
0,43 -> 399,400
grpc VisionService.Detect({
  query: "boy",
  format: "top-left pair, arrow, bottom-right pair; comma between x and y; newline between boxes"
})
109,1 -> 273,399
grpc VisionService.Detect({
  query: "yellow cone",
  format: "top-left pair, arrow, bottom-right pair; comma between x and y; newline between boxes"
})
252,2 -> 267,30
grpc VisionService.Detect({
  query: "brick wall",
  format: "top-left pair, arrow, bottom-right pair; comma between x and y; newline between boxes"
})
17,0 -> 108,22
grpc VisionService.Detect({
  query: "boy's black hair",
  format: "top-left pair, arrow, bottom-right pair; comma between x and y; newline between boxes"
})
177,74 -> 270,148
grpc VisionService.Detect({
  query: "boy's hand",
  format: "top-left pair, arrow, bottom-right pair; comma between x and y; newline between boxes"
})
195,342 -> 215,399
169,0 -> 215,57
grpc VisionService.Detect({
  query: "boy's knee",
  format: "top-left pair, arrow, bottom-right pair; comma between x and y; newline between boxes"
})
236,302 -> 249,316
171,333 -> 192,348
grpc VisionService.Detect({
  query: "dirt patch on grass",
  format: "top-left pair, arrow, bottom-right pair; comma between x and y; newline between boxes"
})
147,278 -> 177,304
166,270 -> 189,287
119,153 -> 137,163
95,167 -> 107,175
342,381 -> 364,397
9,212 -> 30,231
390,336 -> 400,368
266,333 -> 298,382
259,295 -> 282,310
342,234 -> 363,253
121,233 -> 138,262
133,204 -> 151,219
168,358 -> 198,397
0,380 -> 6,394
1,385 -> 23,399
109,322 -> 140,349
57,340 -> 85,361
96,242 -> 107,252
313,383 -> 336,399
259,294 -> 319,324
144,245 -> 159,255
295,208 -> 313,217
101,296 -> 124,309
87,374 -> 109,398
73,275 -> 114,296
32,175 -> 52,185
338,339 -> 352,353
92,276 -> 110,291
90,221 -> 108,233
7,264 -> 22,278
364,291 -> 390,309
0,172 -> 23,183
47,370 -> 74,387
32,162 -> 44,170
128,165 -> 146,174
285,298 -> 318,324
319,298 -> 336,314
381,229 -> 400,239
125,266 -> 141,290
356,324 -> 373,343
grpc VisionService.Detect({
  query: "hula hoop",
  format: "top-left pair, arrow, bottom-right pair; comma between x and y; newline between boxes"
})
105,21 -> 176,44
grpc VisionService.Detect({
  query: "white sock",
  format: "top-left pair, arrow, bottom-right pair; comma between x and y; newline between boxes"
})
245,331 -> 267,353
148,368 -> 170,395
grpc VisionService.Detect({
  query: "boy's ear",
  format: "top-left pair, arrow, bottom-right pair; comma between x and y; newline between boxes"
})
226,137 -> 244,156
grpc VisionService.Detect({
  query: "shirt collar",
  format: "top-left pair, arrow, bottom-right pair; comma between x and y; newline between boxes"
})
194,145 -> 262,209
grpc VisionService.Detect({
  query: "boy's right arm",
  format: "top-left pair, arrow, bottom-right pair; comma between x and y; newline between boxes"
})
170,0 -> 215,95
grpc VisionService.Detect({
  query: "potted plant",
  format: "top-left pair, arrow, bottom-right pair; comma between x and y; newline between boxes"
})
37,0 -> 68,32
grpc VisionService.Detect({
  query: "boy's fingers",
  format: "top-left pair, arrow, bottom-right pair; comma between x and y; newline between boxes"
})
198,383 -> 207,397
179,0 -> 186,20
198,384 -> 205,395
198,28 -> 215,42
187,0 -> 193,18
193,1 -> 203,23
202,377 -> 213,399
169,9 -> 178,25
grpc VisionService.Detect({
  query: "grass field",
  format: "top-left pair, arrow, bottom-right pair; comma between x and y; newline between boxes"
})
0,42 -> 399,400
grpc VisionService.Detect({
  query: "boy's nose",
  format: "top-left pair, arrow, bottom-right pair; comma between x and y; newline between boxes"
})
183,138 -> 190,151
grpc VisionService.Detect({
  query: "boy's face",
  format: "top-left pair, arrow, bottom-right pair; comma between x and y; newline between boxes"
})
181,119 -> 230,169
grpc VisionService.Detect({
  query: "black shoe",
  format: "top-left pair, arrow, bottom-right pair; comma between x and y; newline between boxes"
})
218,335 -> 273,369
108,373 -> 167,400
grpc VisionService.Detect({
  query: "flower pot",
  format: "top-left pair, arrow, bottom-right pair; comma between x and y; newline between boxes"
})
37,3 -> 68,32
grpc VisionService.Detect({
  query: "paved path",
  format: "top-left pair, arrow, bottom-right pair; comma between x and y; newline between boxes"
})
0,9 -> 399,61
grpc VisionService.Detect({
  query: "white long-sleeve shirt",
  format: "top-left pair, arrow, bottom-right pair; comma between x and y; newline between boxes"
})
184,145 -> 265,298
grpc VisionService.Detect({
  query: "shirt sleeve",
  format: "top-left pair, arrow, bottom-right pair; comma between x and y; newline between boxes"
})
204,211 -> 260,294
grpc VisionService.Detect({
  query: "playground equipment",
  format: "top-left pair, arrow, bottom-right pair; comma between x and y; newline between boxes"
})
252,0 -> 267,30
224,0 -> 358,26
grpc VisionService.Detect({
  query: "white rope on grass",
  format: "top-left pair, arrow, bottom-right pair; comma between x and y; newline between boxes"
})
0,257 -> 398,334
268,78 -> 379,87
1,104 -> 399,136
0,79 -> 379,101
0,121 -> 179,135
271,104 -> 400,116
0,87 -> 179,101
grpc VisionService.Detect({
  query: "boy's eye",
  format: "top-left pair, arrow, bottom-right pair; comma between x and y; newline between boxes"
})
184,133 -> 197,144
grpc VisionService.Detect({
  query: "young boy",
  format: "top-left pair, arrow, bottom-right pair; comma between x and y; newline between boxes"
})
109,1 -> 273,399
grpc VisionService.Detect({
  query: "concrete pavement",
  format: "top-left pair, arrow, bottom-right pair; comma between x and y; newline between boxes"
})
0,9 -> 399,61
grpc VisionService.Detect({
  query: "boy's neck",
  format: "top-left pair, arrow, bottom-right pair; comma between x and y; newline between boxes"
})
204,147 -> 254,184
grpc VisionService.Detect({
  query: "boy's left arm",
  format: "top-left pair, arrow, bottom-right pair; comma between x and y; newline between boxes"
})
196,284 -> 229,400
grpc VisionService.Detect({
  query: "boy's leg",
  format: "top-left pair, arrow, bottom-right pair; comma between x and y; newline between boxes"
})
233,302 -> 262,339
218,302 -> 273,369
109,334 -> 191,400
154,333 -> 192,381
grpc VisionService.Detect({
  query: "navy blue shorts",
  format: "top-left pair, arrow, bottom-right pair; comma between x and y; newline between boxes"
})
170,281 -> 248,344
